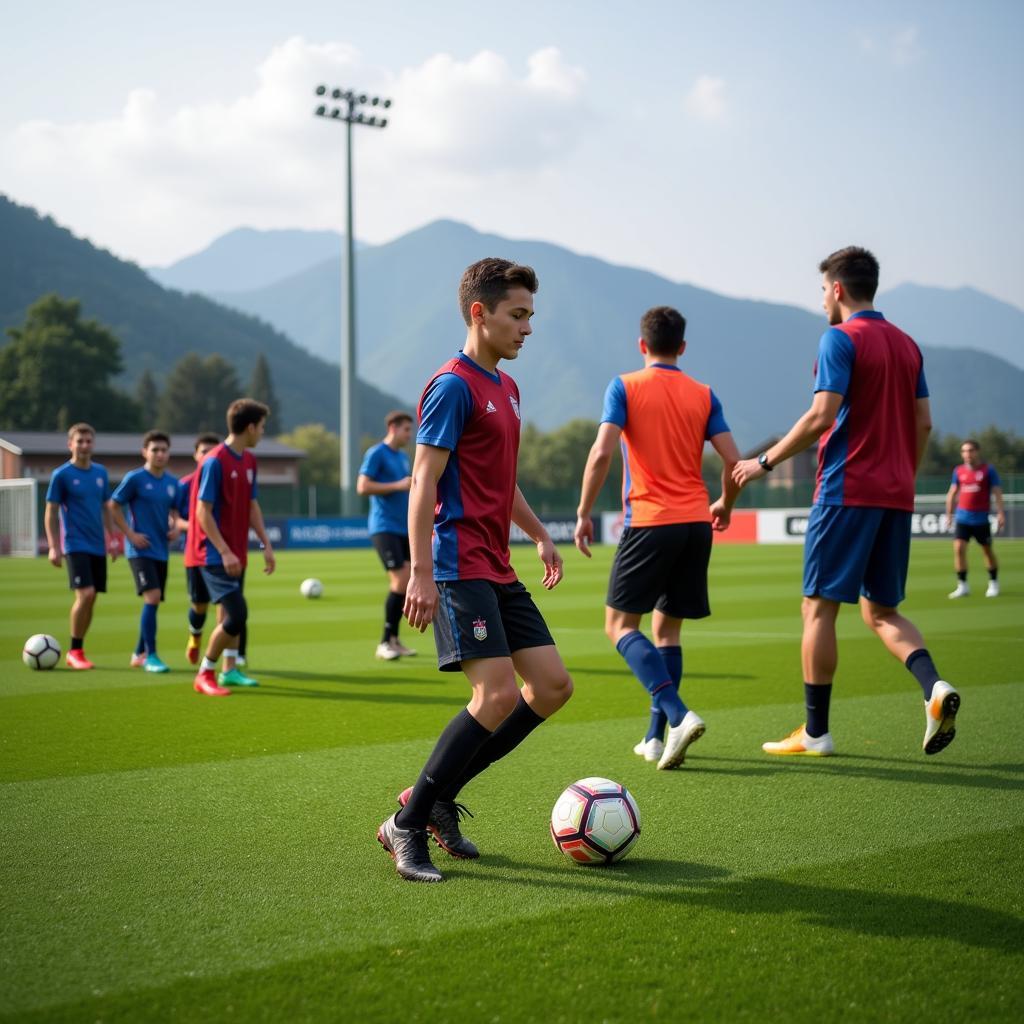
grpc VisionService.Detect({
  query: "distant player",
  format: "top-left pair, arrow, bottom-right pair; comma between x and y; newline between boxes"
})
109,431 -> 181,673
357,411 -> 417,661
44,422 -> 118,670
187,400 -> 275,696
178,433 -> 221,664
377,258 -> 573,883
574,306 -> 742,769
733,246 -> 960,756
945,438 -> 1005,598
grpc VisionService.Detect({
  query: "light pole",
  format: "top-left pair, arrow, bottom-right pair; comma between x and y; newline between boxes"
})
314,84 -> 391,515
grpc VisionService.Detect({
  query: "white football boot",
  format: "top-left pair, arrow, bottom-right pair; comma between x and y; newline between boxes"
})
948,581 -> 970,599
633,737 -> 664,763
657,711 -> 706,769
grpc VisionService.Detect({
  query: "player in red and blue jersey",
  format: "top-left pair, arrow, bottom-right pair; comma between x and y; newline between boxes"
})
187,400 -> 275,697
44,422 -> 118,670
357,411 -> 416,661
734,246 -> 960,757
945,438 -> 1005,598
574,306 -> 742,770
109,431 -> 181,673
376,258 -> 573,883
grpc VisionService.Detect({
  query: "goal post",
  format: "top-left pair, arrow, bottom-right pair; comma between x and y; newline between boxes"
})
0,479 -> 39,557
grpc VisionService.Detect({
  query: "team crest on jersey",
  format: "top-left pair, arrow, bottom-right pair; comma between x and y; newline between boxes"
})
167,485 -> 175,497
976,471 -> 984,481
246,468 -> 254,484
508,395 -> 520,420
472,617 -> 488,642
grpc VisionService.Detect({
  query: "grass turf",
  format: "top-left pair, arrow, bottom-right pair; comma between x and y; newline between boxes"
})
1,541 -> 1022,1022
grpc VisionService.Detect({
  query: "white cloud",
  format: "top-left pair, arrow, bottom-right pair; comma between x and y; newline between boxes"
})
0,37 -> 589,265
684,75 -> 727,122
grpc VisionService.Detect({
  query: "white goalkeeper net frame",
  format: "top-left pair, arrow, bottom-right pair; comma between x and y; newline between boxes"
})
0,479 -> 38,557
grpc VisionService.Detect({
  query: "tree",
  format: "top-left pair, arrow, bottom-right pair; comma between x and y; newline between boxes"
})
247,353 -> 280,435
277,424 -> 340,487
157,352 -> 242,434
920,426 -> 1024,477
0,293 -> 141,431
134,369 -> 160,425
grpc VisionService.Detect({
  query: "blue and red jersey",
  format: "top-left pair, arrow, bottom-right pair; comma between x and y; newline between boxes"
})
952,463 -> 1001,525
813,311 -> 928,512
601,364 -> 730,527
417,353 -> 521,583
184,443 -> 258,568
45,461 -> 111,556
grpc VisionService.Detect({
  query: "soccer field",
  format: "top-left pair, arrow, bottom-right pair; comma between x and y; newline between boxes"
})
1,542 -> 1022,1023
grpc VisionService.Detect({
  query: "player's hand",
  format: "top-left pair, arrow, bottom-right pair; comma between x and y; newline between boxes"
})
108,536 -> 120,562
537,537 -> 564,590
404,572 -> 439,632
710,499 -> 732,531
998,512 -> 1006,531
732,459 -> 766,487
574,515 -> 593,558
130,530 -> 150,549
396,476 -> 412,493
48,547 -> 62,569
222,550 -> 243,577
262,546 -> 276,575
166,526 -> 181,543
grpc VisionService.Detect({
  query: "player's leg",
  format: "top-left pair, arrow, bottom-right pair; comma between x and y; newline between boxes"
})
193,571 -> 243,695
185,567 -> 211,664
949,527 -> 970,597
65,553 -> 103,669
385,561 -> 417,657
979,524 -> 999,596
220,572 -> 256,685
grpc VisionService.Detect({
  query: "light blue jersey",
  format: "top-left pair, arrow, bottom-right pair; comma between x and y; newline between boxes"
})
359,442 -> 411,536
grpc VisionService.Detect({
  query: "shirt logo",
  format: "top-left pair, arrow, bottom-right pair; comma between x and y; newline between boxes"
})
246,469 -> 254,484
485,401 -> 497,414
97,478 -> 103,487
508,395 -> 521,420
473,617 -> 488,642
72,479 -> 79,486
167,486 -> 175,497
145,482 -> 153,490
231,470 -> 238,479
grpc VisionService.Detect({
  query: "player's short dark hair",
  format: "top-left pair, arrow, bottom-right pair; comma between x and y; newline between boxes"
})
385,410 -> 413,429
458,258 -> 538,326
142,430 -> 170,448
67,422 -> 95,439
818,246 -> 880,302
194,432 -> 220,452
226,398 -> 269,435
640,306 -> 687,356
961,438 -> 979,450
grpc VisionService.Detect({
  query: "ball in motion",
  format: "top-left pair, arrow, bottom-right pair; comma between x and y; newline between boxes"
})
299,577 -> 324,599
23,633 -> 61,670
550,777 -> 641,865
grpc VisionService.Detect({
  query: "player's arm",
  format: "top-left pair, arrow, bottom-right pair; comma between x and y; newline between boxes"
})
944,482 -> 959,523
196,499 -> 241,577
733,390 -> 843,486
44,501 -> 62,568
102,499 -> 119,562
574,422 -> 620,558
914,397 -> 932,473
108,499 -> 149,551
356,474 -> 411,496
993,485 -> 1006,530
405,443 -> 449,632
708,431 -> 742,531
249,499 -> 275,574
513,485 -> 563,590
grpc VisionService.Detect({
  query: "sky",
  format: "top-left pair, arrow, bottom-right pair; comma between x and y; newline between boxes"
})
2,0 -> 1022,312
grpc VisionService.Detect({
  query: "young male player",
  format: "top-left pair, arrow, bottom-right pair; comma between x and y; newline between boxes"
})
44,423 -> 118,669
574,306 -> 742,769
733,246 -> 960,756
357,411 -> 417,660
945,438 -> 1005,598
377,258 -> 574,883
109,430 -> 181,673
188,400 -> 275,697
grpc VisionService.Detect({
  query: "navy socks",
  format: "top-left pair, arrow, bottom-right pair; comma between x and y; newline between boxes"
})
804,683 -> 832,738
141,603 -> 158,655
616,631 -> 687,728
906,648 -> 941,700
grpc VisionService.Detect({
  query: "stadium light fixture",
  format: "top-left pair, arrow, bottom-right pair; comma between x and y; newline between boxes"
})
314,83 -> 392,516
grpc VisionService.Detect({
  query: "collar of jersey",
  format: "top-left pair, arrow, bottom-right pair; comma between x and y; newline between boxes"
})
650,362 -> 682,372
457,351 -> 501,384
846,310 -> 885,321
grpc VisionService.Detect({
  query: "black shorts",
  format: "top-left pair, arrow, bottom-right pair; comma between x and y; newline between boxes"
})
954,521 -> 992,545
372,532 -> 411,571
434,579 -> 555,672
65,552 -> 107,593
129,557 -> 168,599
607,522 -> 713,619
185,566 -> 212,605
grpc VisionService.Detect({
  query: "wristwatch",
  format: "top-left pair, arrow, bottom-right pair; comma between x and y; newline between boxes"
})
758,453 -> 773,472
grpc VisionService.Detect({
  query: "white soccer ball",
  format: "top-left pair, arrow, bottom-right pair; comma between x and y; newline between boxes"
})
23,633 -> 61,670
550,777 -> 641,865
300,577 -> 323,599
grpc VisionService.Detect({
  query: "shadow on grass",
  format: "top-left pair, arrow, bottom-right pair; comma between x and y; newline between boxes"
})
570,667 -> 757,681
255,669 -> 445,686
244,683 -> 464,707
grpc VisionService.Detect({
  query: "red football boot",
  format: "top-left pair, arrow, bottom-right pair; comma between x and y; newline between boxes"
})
193,670 -> 231,697
66,650 -> 95,670
186,634 -> 201,665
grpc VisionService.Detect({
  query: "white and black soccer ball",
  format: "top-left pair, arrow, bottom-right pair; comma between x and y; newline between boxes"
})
550,777 -> 641,865
299,577 -> 323,599
23,633 -> 61,670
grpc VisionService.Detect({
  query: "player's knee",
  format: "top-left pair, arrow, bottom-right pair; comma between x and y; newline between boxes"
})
75,587 -> 97,606
860,600 -> 893,631
143,590 -> 161,605
221,595 -> 248,638
482,681 -> 520,721
548,669 -> 574,708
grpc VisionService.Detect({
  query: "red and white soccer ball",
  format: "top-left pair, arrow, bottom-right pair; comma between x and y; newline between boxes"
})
23,633 -> 61,670
550,777 -> 641,865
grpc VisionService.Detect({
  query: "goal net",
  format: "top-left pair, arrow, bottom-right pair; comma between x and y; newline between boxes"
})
0,479 -> 38,557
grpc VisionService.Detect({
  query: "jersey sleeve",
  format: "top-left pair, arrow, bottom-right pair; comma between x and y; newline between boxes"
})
111,472 -> 135,506
705,389 -> 731,438
250,464 -> 258,500
359,445 -> 383,479
600,377 -> 627,428
915,364 -> 929,398
197,458 -> 221,503
175,480 -> 191,518
417,374 -> 474,450
989,466 -> 1002,488
814,328 -> 855,395
102,469 -> 112,501
45,470 -> 65,504
950,468 -> 959,486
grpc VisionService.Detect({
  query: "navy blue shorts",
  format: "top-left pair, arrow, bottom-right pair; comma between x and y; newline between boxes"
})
803,505 -> 911,607
185,566 -> 212,605
954,520 -> 992,545
129,557 -> 167,599
65,552 -> 107,593
199,565 -> 246,604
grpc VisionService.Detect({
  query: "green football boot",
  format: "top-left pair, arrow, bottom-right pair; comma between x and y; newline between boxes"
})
218,666 -> 259,687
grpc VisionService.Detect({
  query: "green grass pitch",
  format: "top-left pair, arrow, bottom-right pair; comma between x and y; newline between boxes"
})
1,541 -> 1022,1023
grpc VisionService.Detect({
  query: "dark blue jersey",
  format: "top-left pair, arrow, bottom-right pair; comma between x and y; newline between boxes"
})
111,467 -> 181,561
359,442 -> 411,536
46,461 -> 111,556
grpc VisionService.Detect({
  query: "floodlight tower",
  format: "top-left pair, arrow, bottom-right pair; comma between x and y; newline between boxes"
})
314,85 -> 391,515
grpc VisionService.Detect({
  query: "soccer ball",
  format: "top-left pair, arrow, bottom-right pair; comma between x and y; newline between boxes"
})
23,633 -> 61,670
550,777 -> 641,865
300,577 -> 323,599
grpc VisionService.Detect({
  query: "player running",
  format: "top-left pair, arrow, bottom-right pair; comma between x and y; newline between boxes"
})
187,400 -> 275,696
357,411 -> 417,661
733,246 -> 960,756
574,306 -> 742,769
945,438 -> 1005,598
109,431 -> 181,673
377,258 -> 574,883
44,423 -> 118,670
